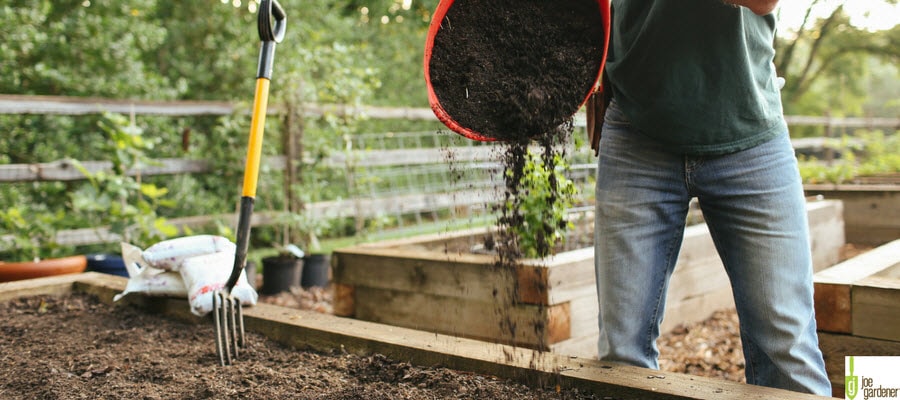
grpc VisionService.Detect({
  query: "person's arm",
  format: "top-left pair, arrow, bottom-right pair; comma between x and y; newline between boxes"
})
724,0 -> 778,16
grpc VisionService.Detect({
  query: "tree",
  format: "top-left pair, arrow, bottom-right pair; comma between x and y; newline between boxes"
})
775,1 -> 900,116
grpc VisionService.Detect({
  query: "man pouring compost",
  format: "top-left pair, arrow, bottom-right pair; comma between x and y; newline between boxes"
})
591,0 -> 831,395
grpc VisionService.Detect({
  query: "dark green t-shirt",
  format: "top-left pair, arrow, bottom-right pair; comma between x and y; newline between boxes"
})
606,0 -> 787,155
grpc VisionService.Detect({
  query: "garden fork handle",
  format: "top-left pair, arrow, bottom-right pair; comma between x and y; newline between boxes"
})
225,0 -> 286,292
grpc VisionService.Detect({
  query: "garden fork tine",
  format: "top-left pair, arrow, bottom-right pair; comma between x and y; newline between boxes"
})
213,0 -> 286,366
213,291 -> 243,365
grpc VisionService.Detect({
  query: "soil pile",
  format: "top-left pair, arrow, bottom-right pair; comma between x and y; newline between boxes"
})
0,293 -> 601,399
429,0 -> 605,141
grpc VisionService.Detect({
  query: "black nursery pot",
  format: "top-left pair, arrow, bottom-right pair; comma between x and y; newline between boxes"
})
260,255 -> 303,295
301,253 -> 331,288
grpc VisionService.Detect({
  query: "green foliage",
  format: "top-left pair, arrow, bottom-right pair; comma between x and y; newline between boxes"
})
505,150 -> 576,259
0,1 -> 173,97
775,4 -> 900,116
0,205 -> 73,262
70,113 -> 178,247
798,130 -> 900,184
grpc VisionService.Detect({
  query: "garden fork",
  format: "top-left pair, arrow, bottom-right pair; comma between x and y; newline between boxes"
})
213,0 -> 286,366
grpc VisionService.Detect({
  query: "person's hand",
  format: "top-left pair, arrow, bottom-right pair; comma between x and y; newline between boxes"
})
723,0 -> 778,16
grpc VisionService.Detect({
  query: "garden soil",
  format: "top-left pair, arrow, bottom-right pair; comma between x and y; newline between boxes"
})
1,293 -> 601,400
429,0 -> 605,141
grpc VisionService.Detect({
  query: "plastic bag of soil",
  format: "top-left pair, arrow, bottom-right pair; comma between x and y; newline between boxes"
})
424,0 -> 610,142
116,237 -> 257,316
139,235 -> 236,271
180,251 -> 257,316
116,242 -> 189,301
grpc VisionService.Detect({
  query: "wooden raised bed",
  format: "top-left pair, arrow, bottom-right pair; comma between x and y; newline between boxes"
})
0,273 -> 832,400
332,199 -> 845,359
813,238 -> 900,397
805,181 -> 900,246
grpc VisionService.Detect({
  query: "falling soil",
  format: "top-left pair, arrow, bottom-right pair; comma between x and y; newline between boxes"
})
429,0 -> 605,141
430,0 -> 603,352
0,293 -> 603,400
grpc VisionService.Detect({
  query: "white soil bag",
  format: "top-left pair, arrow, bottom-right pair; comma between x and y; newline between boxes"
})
115,242 -> 188,301
141,235 -> 236,271
115,237 -> 257,316
180,251 -> 258,316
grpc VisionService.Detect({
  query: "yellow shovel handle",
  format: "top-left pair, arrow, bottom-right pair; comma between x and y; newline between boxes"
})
242,78 -> 270,198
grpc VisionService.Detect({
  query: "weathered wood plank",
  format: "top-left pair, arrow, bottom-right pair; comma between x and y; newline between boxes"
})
0,149 -> 494,183
0,94 -> 236,116
804,186 -> 900,246
328,146 -> 497,167
814,239 -> 900,335
352,286 -> 568,348
312,189 -> 499,220
6,94 -> 897,132
852,271 -> 900,341
332,247 -> 515,303
814,239 -> 900,285
566,294 -> 599,343
332,283 -> 355,317
0,94 -> 439,121
334,240 -> 598,307
662,289 -> 735,335
538,248 -> 596,304
550,333 -> 599,359
0,274 -> 76,302
807,200 -> 846,272
814,283 -> 852,333
0,158 -> 211,182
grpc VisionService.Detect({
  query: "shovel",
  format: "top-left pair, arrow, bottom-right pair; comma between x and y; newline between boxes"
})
213,0 -> 286,366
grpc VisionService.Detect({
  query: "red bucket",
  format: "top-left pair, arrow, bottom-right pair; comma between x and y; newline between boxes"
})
424,0 -> 610,142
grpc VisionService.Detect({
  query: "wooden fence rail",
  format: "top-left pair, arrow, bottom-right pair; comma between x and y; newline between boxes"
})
2,94 -> 897,249
2,94 -> 898,129
0,94 -> 437,120
0,147 -> 500,183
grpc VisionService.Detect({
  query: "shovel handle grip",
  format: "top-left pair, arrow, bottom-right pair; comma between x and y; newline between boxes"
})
258,0 -> 286,43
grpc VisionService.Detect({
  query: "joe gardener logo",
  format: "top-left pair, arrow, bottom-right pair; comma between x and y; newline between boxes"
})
846,356 -> 859,400
846,356 -> 900,400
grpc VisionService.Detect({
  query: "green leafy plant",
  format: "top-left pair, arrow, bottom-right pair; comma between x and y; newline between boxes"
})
295,211 -> 329,253
799,130 -> 900,184
0,205 -> 73,262
505,149 -> 577,259
70,113 -> 178,247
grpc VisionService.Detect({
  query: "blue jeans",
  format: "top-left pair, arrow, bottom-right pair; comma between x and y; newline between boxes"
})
594,100 -> 831,395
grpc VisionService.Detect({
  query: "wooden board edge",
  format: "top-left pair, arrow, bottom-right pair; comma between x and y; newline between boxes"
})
332,283 -> 355,317
516,264 -> 549,305
243,306 -> 829,400
813,239 -> 900,285
851,284 -> 900,342
813,282 -> 852,334
0,273 -> 79,302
